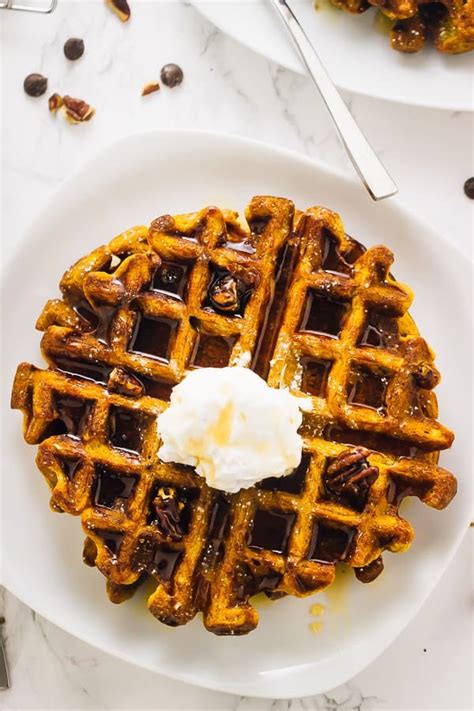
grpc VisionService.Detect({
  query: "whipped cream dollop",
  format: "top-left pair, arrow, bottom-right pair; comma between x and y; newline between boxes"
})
157,367 -> 312,493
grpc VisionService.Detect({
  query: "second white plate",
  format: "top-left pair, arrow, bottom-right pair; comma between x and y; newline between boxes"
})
1,130 -> 472,698
193,0 -> 473,111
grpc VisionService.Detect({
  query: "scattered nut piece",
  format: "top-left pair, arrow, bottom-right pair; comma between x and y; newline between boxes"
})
64,37 -> 85,61
62,95 -> 95,123
160,63 -> 184,88
209,274 -> 240,313
354,556 -> 384,584
141,81 -> 161,96
106,0 -> 131,22
48,93 -> 64,112
24,73 -> 48,97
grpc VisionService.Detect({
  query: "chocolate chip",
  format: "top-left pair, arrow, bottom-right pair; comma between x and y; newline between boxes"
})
24,73 -> 48,98
160,63 -> 184,88
464,177 -> 474,200
64,38 -> 85,61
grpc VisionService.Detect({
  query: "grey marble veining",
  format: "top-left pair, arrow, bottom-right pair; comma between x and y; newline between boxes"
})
0,1 -> 472,709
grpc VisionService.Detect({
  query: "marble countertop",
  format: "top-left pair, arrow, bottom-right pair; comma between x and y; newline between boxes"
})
0,1 -> 472,709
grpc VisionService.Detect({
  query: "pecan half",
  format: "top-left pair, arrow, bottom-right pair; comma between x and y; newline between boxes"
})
106,0 -> 131,22
152,487 -> 185,540
324,447 -> 378,510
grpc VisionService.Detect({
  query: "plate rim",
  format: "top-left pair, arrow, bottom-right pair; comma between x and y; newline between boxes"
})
191,0 -> 474,113
1,128 -> 472,699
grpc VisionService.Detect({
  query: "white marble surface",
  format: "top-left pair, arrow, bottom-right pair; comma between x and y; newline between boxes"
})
0,1 -> 472,708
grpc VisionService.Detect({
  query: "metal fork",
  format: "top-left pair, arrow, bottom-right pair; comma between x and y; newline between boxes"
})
0,0 -> 57,12
270,0 -> 397,201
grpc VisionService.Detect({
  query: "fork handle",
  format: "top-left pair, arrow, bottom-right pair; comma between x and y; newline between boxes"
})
270,0 -> 397,201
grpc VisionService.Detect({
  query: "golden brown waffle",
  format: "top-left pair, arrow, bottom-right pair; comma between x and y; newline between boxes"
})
331,0 -> 474,53
11,197 -> 456,635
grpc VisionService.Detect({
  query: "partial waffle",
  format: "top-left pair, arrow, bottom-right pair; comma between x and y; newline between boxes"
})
11,196 -> 456,635
331,0 -> 474,53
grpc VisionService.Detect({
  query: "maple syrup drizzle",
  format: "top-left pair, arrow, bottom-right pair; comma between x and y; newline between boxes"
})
299,291 -> 350,339
131,537 -> 182,581
60,457 -> 81,480
321,229 -> 353,276
53,358 -> 112,385
308,521 -> 355,563
135,374 -> 174,401
259,451 -> 310,494
152,260 -> 191,300
323,425 -> 420,459
347,366 -> 391,414
190,325 -> 237,369
108,406 -> 148,453
93,465 -> 137,509
93,530 -> 124,558
129,314 -> 179,362
252,242 -> 298,379
201,496 -> 231,570
358,312 -> 399,349
300,358 -> 333,397
48,395 -> 93,438
248,509 -> 295,555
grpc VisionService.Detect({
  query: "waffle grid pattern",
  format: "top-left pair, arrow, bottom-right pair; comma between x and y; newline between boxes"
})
11,197 -> 456,635
331,0 -> 474,54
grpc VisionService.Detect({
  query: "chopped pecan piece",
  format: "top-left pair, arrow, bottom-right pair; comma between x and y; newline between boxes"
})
62,95 -> 95,124
209,274 -> 240,312
107,367 -> 144,398
152,487 -> 185,541
48,93 -> 64,113
141,82 -> 161,97
106,0 -> 131,22
208,269 -> 257,315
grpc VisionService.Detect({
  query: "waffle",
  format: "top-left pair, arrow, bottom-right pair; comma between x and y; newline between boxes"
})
11,196 -> 456,635
331,0 -> 474,53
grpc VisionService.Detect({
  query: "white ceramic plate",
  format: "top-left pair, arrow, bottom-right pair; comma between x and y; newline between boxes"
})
193,0 -> 473,111
1,130 -> 472,699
